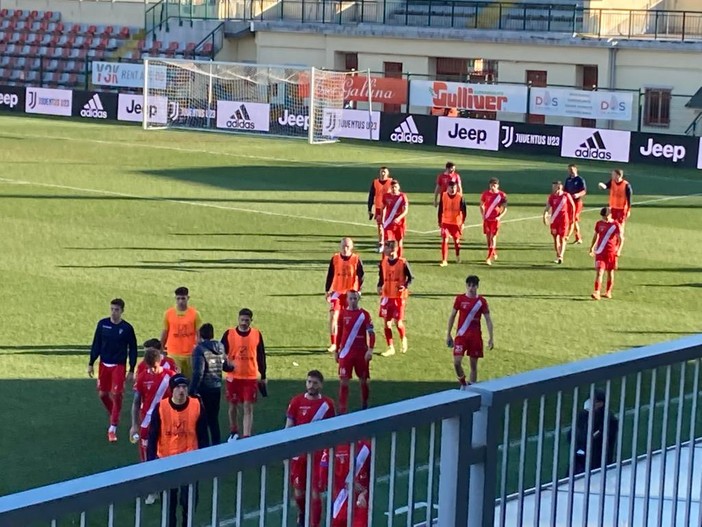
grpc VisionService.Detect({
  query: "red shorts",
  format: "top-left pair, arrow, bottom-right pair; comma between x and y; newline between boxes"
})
611,208 -> 627,224
97,363 -> 126,394
332,505 -> 369,527
374,208 -> 383,224
290,453 -> 323,492
483,219 -> 499,236
573,200 -> 583,222
225,378 -> 258,404
453,334 -> 484,358
138,423 -> 150,462
440,223 -> 462,240
383,222 -> 405,242
550,222 -> 569,238
338,352 -> 370,380
328,292 -> 347,312
379,297 -> 405,321
595,254 -> 618,271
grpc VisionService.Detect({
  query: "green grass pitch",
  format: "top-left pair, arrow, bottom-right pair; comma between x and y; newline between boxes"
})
0,115 -> 700,508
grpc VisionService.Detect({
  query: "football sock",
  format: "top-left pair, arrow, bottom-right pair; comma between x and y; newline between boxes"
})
311,497 -> 322,527
99,393 -> 113,415
110,393 -> 123,426
360,381 -> 369,407
330,334 -> 336,346
384,327 -> 393,345
594,279 -> 601,292
606,278 -> 613,293
398,326 -> 406,339
108,424 -> 117,433
441,239 -> 448,261
230,425 -> 239,435
454,241 -> 461,256
339,383 -> 349,414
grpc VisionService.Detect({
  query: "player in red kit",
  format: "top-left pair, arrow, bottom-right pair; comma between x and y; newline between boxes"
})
543,181 -> 575,264
286,370 -> 337,527
480,178 -> 507,266
381,180 -> 408,256
367,167 -> 393,253
320,440 -> 372,527
589,207 -> 624,300
433,162 -> 463,207
446,275 -> 494,386
438,180 -> 467,267
335,291 -> 375,413
378,241 -> 414,357
135,338 -> 178,377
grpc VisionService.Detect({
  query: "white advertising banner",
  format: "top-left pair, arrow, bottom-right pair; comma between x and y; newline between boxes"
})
92,61 -> 167,90
436,116 -> 500,151
698,138 -> 702,169
322,109 -> 380,141
409,80 -> 528,113
561,127 -> 631,162
117,94 -> 169,124
216,101 -> 271,132
25,87 -> 72,116
530,88 -> 633,121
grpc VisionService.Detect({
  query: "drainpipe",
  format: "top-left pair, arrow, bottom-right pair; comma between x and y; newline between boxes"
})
607,39 -> 619,130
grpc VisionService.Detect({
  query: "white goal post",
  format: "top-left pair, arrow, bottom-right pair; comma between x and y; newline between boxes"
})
142,58 -> 373,144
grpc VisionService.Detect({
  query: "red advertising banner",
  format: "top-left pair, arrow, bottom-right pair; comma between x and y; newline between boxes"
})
297,75 -> 408,105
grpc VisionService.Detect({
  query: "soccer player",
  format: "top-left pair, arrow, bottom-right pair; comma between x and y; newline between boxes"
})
437,180 -> 467,267
286,370 -> 336,527
88,298 -> 138,443
135,338 -> 178,377
129,346 -> 172,471
563,164 -> 587,244
543,180 -> 575,264
325,237 -> 365,353
589,207 -> 624,300
160,286 -> 202,379
433,162 -> 463,207
367,167 -> 394,253
597,169 -> 632,234
446,275 -> 494,386
221,308 -> 267,440
335,290 -> 375,413
320,439 -> 372,527
381,179 -> 409,256
480,178 -> 507,266
377,240 -> 413,357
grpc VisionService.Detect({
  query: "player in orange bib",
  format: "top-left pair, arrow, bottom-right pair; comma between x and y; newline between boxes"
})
446,275 -> 494,386
381,180 -> 409,257
438,180 -> 467,267
367,167 -> 394,253
480,178 -> 508,266
543,181 -> 575,264
589,207 -> 624,300
598,169 -> 632,235
325,237 -> 365,353
377,241 -> 413,357
335,290 -> 375,413
160,286 -> 202,379
434,162 -> 463,207
221,308 -> 267,440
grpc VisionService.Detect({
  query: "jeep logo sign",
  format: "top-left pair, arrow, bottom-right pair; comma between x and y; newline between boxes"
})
629,133 -> 699,168
639,138 -> 685,163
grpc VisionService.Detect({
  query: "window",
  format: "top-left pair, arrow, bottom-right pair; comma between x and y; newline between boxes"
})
526,70 -> 547,124
644,88 -> 671,127
383,61 -> 403,114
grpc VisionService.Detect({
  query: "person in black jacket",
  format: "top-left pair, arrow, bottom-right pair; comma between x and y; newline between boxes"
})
189,323 -> 232,445
568,388 -> 619,476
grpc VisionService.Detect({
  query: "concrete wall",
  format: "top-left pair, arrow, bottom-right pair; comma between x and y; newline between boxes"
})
0,0 -> 154,27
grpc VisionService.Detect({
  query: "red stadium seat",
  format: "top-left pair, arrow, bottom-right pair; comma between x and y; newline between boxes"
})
0,8 -> 7,18
119,26 -> 130,39
29,10 -> 39,20
87,25 -> 97,35
68,23 -> 81,34
197,42 -> 213,57
102,25 -> 114,36
183,42 -> 196,58
150,40 -> 162,53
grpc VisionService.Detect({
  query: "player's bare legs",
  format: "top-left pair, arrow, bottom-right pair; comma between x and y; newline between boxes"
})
573,220 -> 582,243
453,355 -> 467,388
553,235 -> 566,263
592,268 -> 605,300
242,402 -> 254,437
376,222 -> 384,253
397,320 -> 407,353
605,270 -> 615,298
454,235 -> 461,263
440,231 -> 449,266
328,309 -> 340,353
469,357 -> 479,384
293,488 -> 322,527
228,402 -> 239,440
486,233 -> 497,264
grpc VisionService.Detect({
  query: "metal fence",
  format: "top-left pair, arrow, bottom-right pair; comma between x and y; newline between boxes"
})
1,334 -> 701,526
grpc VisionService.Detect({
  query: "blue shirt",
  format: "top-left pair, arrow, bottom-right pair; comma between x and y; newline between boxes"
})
564,176 -> 587,201
89,318 -> 138,371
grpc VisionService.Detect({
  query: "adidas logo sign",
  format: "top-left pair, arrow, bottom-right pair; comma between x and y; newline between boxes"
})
225,104 -> 255,130
390,116 -> 424,144
574,131 -> 612,160
81,94 -> 107,119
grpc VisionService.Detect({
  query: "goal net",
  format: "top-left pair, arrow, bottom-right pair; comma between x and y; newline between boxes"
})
143,58 -> 372,144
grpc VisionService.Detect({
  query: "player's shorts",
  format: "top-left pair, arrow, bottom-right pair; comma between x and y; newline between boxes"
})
171,355 -> 192,379
97,363 -> 126,394
379,297 -> 405,321
440,223 -> 462,240
225,378 -> 258,404
573,200 -> 584,222
453,334 -> 484,359
595,254 -> 618,271
611,208 -> 627,225
483,219 -> 499,236
327,292 -> 348,312
290,454 -> 323,492
374,208 -> 383,224
383,223 -> 405,242
338,352 -> 370,380
550,222 -> 569,238
138,424 -> 150,462
332,505 -> 369,527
